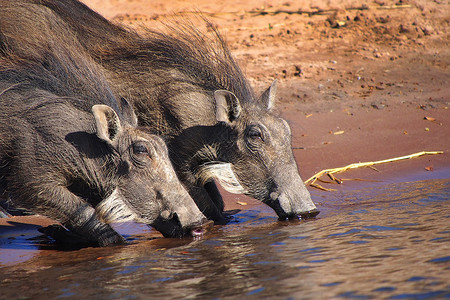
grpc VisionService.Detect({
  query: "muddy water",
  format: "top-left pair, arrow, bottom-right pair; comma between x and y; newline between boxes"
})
1,178 -> 449,299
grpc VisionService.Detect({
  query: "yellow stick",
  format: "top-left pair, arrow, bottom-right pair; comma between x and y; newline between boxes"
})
305,151 -> 444,185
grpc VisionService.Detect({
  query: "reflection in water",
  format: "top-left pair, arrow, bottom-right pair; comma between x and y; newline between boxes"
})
0,179 -> 449,299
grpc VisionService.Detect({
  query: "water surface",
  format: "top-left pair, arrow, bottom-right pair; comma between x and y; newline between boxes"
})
0,178 -> 449,299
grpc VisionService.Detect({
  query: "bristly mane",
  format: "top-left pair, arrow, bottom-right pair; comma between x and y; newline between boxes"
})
103,18 -> 256,103
26,1 -> 256,103
147,20 -> 255,102
0,24 -> 120,115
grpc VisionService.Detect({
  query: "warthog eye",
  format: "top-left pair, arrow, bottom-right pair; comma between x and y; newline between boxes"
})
132,143 -> 148,155
246,126 -> 264,141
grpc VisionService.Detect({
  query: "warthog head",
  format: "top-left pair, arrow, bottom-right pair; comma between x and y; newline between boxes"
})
92,104 -> 207,237
196,81 -> 319,220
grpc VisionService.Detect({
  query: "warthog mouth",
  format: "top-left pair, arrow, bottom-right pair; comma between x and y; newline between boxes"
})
190,219 -> 214,238
278,208 -> 321,221
267,190 -> 320,221
152,215 -> 212,238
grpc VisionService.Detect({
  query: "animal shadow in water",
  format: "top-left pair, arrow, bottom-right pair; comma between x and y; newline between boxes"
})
0,221 -> 66,251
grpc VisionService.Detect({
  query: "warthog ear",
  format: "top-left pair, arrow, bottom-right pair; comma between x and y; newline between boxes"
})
214,90 -> 241,124
259,79 -> 277,110
120,97 -> 138,127
92,104 -> 123,145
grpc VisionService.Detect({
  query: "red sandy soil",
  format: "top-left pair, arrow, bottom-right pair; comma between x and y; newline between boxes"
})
0,0 -> 448,261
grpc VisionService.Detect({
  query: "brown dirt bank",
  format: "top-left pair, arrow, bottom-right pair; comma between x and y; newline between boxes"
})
0,0 -> 448,264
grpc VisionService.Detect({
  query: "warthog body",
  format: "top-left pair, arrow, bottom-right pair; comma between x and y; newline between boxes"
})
0,10 -> 206,246
1,0 -> 319,222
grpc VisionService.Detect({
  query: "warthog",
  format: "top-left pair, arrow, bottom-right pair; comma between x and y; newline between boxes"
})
0,16 -> 206,246
1,0 -> 319,222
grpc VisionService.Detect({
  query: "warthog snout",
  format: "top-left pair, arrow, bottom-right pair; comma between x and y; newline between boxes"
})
268,192 -> 320,221
267,169 -> 320,221
269,199 -> 320,220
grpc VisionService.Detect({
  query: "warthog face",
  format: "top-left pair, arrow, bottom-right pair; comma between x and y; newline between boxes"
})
92,105 -> 207,237
197,81 -> 319,220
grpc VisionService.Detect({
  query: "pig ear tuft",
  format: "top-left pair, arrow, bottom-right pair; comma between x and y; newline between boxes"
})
214,90 -> 241,124
92,105 -> 123,144
259,79 -> 277,111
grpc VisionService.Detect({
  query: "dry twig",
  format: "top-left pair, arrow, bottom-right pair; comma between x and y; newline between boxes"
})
305,151 -> 444,189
